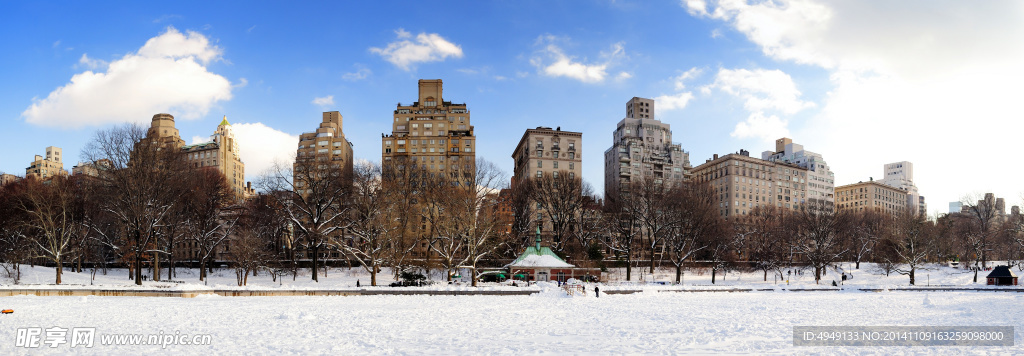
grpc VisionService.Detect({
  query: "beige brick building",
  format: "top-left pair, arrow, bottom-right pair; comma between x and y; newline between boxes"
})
382,79 -> 475,184
691,150 -> 809,220
146,113 -> 186,149
512,126 -> 582,182
604,97 -> 690,200
184,116 -> 248,197
25,146 -> 68,180
835,180 -> 908,217
295,111 -> 355,191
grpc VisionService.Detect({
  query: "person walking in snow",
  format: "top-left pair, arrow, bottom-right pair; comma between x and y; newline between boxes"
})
357,280 -> 360,287
595,286 -> 600,298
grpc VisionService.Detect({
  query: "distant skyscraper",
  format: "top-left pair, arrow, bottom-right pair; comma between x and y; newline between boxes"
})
381,79 -> 475,184
295,111 -> 354,187
761,138 -> 834,205
604,97 -> 689,200
949,201 -> 962,214
880,161 -> 926,216
183,116 -> 248,197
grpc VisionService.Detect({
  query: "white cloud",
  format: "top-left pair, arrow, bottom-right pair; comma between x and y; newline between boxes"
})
686,0 -> 1024,207
531,36 -> 627,83
616,72 -> 633,80
730,112 -> 790,141
23,27 -> 233,128
703,68 -> 811,142
370,28 -> 463,70
654,68 -> 702,113
231,123 -> 298,176
76,53 -> 107,70
312,95 -> 334,107
709,68 -> 813,114
342,67 -> 371,81
654,92 -> 695,112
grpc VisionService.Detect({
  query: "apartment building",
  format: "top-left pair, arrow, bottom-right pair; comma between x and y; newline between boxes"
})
512,126 -> 582,181
25,146 -> 68,180
761,138 -> 834,205
691,149 -> 809,220
604,97 -> 690,199
835,179 -> 908,217
880,161 -> 927,216
183,116 -> 248,197
382,79 -> 475,185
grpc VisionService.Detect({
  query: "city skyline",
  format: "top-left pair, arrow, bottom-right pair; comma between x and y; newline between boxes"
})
2,1 -> 1023,211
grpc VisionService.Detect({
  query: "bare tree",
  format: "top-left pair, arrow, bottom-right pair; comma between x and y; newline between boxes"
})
260,156 -> 351,282
530,172 -> 585,253
790,200 -> 849,283
884,211 -> 934,285
957,194 -> 1002,281
343,162 -> 401,286
601,189 -> 643,281
82,124 -> 189,285
664,182 -> 722,283
0,179 -> 31,283
181,169 -> 239,281
459,159 -> 508,286
744,205 -> 787,281
848,210 -> 887,269
15,176 -> 85,284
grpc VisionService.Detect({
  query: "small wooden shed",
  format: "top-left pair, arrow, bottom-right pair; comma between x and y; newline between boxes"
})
986,266 -> 1018,286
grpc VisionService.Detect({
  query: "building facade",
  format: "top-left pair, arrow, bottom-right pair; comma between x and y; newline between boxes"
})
512,126 -> 582,182
761,138 -> 834,206
25,146 -> 68,180
834,180 -> 908,217
146,113 -> 186,149
381,79 -> 475,185
295,111 -> 355,191
183,116 -> 248,197
880,161 -> 927,216
691,150 -> 809,220
0,173 -> 18,186
604,97 -> 690,199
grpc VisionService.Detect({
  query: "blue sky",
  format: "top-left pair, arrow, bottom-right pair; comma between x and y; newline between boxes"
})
2,1 -> 1023,213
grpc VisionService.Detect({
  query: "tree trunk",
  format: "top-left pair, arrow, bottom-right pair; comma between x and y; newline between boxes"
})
764,269 -> 768,282
134,255 -> 143,285
311,246 -> 320,282
855,260 -> 860,269
625,253 -> 633,281
471,266 -> 478,287
55,259 -> 62,285
909,268 -> 915,285
711,267 -> 717,284
153,254 -> 161,282
200,257 -> 207,281
675,264 -> 682,284
370,263 -> 378,286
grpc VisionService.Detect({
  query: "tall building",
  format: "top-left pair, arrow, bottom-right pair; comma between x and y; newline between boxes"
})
382,79 -> 475,185
691,149 -> 809,220
761,138 -> 834,205
603,97 -> 690,199
25,146 -> 68,180
511,126 -> 583,246
835,179 -> 908,217
880,161 -> 927,216
183,116 -> 248,197
296,111 -> 355,181
146,113 -> 186,149
512,126 -> 582,182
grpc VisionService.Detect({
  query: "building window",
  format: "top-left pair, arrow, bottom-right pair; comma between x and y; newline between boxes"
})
537,161 -> 542,168
553,161 -> 558,169
569,162 -> 574,170
536,171 -> 542,178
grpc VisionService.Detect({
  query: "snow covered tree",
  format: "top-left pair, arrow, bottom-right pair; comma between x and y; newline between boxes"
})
343,162 -> 402,286
82,124 -> 190,285
15,176 -> 85,284
789,200 -> 849,284
181,168 -> 239,281
884,211 -> 934,285
261,156 -> 351,282
664,182 -> 722,284
847,210 -> 887,269
743,205 -> 787,282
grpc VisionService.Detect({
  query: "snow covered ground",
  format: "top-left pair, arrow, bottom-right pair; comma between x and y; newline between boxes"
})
0,262 -> 1012,291
0,289 -> 1022,354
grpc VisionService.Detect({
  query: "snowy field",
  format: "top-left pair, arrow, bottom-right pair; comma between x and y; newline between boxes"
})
0,262 -> 1013,291
0,290 -> 1022,354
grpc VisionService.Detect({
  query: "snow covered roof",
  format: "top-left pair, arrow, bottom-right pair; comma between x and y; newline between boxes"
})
986,266 -> 1017,278
506,246 -> 574,268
